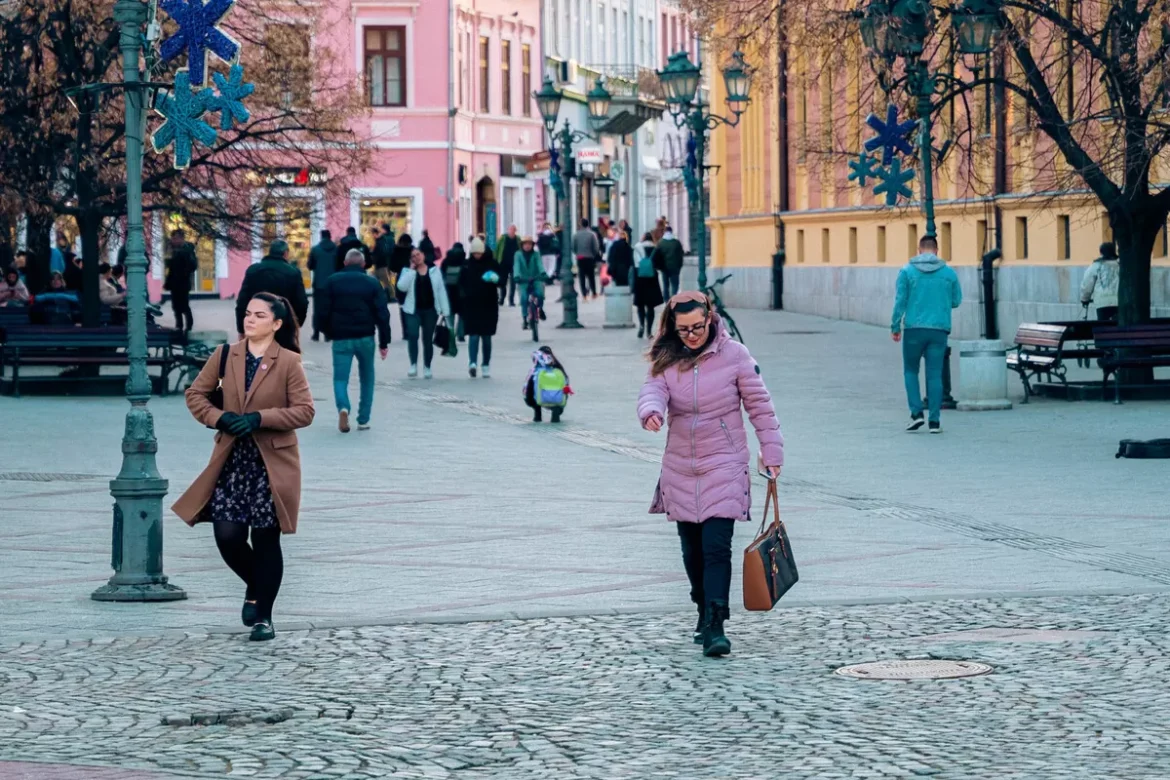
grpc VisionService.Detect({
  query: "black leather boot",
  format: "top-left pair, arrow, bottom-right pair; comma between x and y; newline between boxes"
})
693,603 -> 706,644
702,602 -> 731,657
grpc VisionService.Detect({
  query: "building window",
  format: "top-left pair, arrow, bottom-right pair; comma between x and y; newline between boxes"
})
661,13 -> 668,62
821,228 -> 830,263
908,223 -> 918,254
457,35 -> 464,108
501,40 -> 512,115
1015,216 -> 1029,260
521,44 -> 532,117
479,36 -> 490,113
940,222 -> 952,262
849,227 -> 858,264
796,229 -> 805,263
877,226 -> 887,263
364,27 -> 406,107
1161,220 -> 1169,258
976,219 -> 988,255
1057,215 -> 1071,260
267,24 -> 312,109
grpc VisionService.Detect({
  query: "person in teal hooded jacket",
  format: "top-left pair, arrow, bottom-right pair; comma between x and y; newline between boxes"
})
890,235 -> 963,433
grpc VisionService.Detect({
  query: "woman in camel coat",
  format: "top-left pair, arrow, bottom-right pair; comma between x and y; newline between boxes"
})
172,292 -> 315,641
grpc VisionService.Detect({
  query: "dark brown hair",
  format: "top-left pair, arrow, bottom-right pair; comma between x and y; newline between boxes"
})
647,297 -> 711,377
250,292 -> 301,353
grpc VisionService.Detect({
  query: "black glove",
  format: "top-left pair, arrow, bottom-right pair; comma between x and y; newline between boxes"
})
225,412 -> 261,438
215,412 -> 242,434
241,412 -> 262,435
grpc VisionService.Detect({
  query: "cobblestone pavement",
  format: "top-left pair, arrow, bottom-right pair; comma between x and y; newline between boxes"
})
2,594 -> 1169,779
2,298 -> 1169,777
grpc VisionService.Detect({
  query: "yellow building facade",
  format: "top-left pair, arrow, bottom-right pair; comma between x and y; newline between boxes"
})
704,34 -> 1170,338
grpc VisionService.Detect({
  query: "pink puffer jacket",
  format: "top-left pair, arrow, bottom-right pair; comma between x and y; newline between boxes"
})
637,319 -> 784,523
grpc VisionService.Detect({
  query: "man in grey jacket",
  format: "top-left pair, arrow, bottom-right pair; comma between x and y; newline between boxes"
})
891,235 -> 962,434
571,218 -> 601,300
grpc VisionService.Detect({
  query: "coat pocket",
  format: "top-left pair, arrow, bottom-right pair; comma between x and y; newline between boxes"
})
720,420 -> 736,449
270,433 -> 297,450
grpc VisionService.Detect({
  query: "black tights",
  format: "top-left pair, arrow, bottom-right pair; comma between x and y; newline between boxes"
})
213,521 -> 283,621
637,305 -> 656,333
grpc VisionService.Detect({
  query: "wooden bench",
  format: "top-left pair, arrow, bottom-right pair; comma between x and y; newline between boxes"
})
0,326 -> 180,397
1006,323 -> 1075,402
1094,324 -> 1170,404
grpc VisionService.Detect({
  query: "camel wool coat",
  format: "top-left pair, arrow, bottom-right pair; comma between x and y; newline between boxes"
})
171,341 -> 315,534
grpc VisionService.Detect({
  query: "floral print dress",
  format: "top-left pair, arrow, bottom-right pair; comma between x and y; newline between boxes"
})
207,351 -> 278,529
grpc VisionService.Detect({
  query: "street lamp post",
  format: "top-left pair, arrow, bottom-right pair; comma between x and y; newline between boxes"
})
656,51 -> 753,293
857,0 -> 1003,238
92,0 -> 185,602
534,77 -> 611,329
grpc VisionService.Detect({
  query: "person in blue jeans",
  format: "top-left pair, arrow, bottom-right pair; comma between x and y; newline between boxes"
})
891,235 -> 962,434
317,249 -> 392,432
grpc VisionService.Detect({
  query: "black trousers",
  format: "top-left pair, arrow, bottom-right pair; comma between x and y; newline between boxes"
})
578,258 -> 597,297
677,518 -> 735,607
170,289 -> 193,332
499,271 -> 516,306
213,521 -> 283,621
637,305 -> 657,333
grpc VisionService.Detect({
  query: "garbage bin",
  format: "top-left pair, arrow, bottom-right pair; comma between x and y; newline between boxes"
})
956,339 -> 1012,411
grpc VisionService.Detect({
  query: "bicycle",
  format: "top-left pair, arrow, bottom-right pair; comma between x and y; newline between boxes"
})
702,273 -> 745,343
525,282 -> 541,343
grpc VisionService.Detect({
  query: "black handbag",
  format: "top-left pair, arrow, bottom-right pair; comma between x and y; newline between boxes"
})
742,479 -> 799,611
433,318 -> 458,358
206,345 -> 229,414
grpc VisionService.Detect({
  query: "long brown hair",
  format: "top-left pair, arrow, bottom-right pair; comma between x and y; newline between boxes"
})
251,292 -> 301,354
647,297 -> 711,376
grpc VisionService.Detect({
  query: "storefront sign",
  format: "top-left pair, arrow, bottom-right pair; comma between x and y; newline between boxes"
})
526,151 -> 551,174
576,147 -> 604,164
253,167 -> 328,187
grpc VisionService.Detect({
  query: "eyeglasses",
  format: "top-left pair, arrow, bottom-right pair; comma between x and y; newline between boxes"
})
675,322 -> 708,338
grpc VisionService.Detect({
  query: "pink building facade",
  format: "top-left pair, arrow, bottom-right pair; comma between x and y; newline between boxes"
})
138,0 -> 544,301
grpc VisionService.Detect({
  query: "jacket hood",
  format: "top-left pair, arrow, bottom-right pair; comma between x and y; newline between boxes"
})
261,254 -> 290,264
910,253 -> 946,272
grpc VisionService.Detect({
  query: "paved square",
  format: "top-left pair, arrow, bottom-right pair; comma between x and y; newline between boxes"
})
1,298 -> 1167,777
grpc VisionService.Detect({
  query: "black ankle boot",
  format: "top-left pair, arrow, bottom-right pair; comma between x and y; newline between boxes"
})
551,407 -> 563,424
693,603 -> 706,644
702,602 -> 731,657
533,407 -> 543,422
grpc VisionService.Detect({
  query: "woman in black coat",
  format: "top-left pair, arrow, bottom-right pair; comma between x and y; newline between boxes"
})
632,232 -> 664,338
442,243 -> 467,340
458,238 -> 501,378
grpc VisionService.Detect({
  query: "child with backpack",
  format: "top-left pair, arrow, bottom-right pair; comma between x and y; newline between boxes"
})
524,346 -> 572,423
633,232 -> 665,338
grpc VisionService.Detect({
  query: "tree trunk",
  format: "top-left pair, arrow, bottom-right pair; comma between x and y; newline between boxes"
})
25,213 -> 53,294
1115,216 -> 1156,328
78,206 -> 102,327
1114,213 -> 1159,384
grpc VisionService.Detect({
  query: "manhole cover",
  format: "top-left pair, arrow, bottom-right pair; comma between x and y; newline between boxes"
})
835,659 -> 993,680
0,472 -> 103,482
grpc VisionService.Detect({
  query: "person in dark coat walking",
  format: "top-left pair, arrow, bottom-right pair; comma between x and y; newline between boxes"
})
308,229 -> 338,341
165,230 -> 198,332
606,229 -> 635,288
632,232 -> 664,337
441,243 -> 467,340
459,237 -> 501,378
319,248 -> 392,433
336,227 -> 369,273
496,225 -> 521,307
235,240 -> 309,338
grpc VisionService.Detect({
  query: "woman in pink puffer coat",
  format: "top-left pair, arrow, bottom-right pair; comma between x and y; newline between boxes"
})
637,291 -> 783,658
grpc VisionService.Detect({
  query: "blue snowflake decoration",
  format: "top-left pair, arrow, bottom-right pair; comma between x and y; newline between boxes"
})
159,0 -> 241,87
847,151 -> 880,188
873,157 -> 915,206
151,70 -> 218,170
864,104 -> 917,165
201,63 -> 254,131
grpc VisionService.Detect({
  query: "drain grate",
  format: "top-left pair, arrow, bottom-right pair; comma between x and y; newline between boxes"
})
0,472 -> 104,483
835,659 -> 993,681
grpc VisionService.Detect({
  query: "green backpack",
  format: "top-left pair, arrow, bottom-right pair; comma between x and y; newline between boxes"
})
535,367 -> 568,407
637,250 -> 657,278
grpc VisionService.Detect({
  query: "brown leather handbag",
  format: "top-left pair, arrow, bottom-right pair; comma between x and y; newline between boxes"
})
743,479 -> 799,611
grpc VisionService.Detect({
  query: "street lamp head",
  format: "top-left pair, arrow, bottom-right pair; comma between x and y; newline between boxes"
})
657,50 -> 701,112
952,0 -> 1001,55
534,77 -> 563,133
587,77 -> 612,122
721,51 -> 752,117
859,0 -> 931,59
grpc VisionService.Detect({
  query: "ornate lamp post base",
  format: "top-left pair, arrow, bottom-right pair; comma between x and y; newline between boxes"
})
92,474 -> 187,602
558,271 -> 584,329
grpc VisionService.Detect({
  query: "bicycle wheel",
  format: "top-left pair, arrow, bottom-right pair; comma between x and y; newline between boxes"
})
723,314 -> 744,343
529,301 -> 540,342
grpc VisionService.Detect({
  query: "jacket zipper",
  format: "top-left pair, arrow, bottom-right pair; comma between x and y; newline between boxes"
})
692,365 -> 700,515
720,420 -> 734,448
